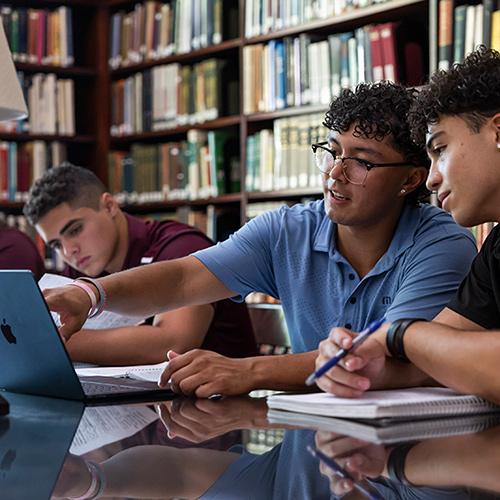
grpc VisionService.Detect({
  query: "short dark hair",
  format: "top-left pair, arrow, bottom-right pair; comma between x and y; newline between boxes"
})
323,82 -> 430,205
23,163 -> 106,225
409,47 -> 500,146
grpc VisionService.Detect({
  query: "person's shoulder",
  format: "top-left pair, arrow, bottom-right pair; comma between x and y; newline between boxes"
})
142,217 -> 213,259
414,203 -> 475,240
273,199 -> 325,223
0,226 -> 37,249
248,199 -> 326,235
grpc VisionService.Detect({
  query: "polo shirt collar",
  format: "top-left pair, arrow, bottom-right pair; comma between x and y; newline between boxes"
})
312,202 -> 335,253
312,203 -> 421,271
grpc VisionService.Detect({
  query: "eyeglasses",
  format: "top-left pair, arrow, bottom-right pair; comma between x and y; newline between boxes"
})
311,141 -> 415,186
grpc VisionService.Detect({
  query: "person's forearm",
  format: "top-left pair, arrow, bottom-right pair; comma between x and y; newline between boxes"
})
405,430 -> 500,490
373,358 -> 438,391
95,256 -> 233,317
248,351 -> 318,391
405,322 -> 500,403
67,325 -> 194,365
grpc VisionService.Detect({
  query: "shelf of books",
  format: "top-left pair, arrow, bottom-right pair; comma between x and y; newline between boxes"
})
0,1 -> 105,269
8,0 -> 497,261
0,2 -> 101,202
105,0 -> 243,231
104,0 -> 431,234
433,0 -> 500,73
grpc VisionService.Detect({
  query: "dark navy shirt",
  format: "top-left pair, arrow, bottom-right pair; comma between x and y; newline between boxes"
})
448,224 -> 500,329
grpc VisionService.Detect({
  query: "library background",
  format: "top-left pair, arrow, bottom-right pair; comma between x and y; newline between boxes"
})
0,0 -> 498,299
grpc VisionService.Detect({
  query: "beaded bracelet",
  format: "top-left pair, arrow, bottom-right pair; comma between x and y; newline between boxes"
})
386,319 -> 424,363
75,277 -> 107,318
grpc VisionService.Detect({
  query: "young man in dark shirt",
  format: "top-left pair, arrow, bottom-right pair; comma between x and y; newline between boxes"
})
24,164 -> 257,365
0,220 -> 45,280
314,48 -> 500,404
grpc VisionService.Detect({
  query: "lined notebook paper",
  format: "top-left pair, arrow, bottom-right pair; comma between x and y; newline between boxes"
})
267,388 -> 499,419
75,361 -> 168,383
267,409 -> 500,444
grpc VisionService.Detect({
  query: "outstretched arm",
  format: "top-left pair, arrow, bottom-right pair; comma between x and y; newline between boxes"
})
45,256 -> 234,340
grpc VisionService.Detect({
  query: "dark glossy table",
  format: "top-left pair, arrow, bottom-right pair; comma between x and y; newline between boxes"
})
1,390 -> 500,500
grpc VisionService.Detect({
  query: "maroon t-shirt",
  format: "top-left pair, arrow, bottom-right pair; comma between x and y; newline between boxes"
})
64,214 -> 257,358
0,227 -> 45,280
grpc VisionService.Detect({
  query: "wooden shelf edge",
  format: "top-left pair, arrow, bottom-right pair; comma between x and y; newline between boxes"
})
0,133 -> 95,143
247,189 -> 323,201
120,193 -> 243,212
15,62 -> 97,77
246,105 -> 327,122
110,115 -> 242,143
0,201 -> 24,209
110,38 -> 242,78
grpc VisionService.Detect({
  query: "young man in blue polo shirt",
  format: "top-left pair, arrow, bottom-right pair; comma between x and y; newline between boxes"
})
44,82 -> 477,397
315,48 -> 500,404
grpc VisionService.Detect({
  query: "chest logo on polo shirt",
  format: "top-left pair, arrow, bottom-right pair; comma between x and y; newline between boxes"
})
382,296 -> 392,305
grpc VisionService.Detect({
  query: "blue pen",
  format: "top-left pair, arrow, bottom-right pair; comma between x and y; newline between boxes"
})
305,317 -> 386,386
307,445 -> 382,500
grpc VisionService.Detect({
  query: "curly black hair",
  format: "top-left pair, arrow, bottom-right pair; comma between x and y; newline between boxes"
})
323,82 -> 430,205
409,47 -> 500,146
23,163 -> 106,225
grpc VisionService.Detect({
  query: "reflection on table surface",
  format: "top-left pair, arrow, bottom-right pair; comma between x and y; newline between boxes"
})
1,390 -> 500,499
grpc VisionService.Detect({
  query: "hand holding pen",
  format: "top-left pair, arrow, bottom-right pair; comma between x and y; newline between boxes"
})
306,317 -> 386,388
307,445 -> 383,500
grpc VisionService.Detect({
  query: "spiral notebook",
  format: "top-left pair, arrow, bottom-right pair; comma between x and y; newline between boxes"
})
267,409 -> 500,444
267,387 -> 500,420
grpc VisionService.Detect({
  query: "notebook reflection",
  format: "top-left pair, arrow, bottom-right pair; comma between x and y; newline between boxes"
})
313,417 -> 500,499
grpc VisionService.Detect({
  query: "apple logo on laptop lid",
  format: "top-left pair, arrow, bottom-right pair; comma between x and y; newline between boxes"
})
1,319 -> 16,344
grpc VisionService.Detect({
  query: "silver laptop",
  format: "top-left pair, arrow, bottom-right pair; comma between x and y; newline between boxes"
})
0,270 -> 174,403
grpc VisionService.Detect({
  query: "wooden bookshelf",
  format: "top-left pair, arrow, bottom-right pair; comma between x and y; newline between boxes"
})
244,0 -> 427,44
101,0 -> 431,228
0,0 -> 434,239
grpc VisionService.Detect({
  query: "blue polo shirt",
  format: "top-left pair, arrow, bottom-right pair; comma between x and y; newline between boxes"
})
193,200 -> 476,353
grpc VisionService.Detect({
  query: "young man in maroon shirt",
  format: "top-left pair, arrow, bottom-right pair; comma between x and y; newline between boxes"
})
0,220 -> 45,280
24,163 -> 257,365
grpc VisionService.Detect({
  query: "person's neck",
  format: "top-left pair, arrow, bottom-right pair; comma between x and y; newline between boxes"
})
103,211 -> 129,274
336,208 -> 404,279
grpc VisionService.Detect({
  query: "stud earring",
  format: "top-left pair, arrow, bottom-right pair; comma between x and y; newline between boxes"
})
400,188 -> 407,194
497,142 -> 500,150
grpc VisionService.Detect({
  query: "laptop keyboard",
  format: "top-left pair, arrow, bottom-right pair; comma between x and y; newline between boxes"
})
81,381 -> 145,394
